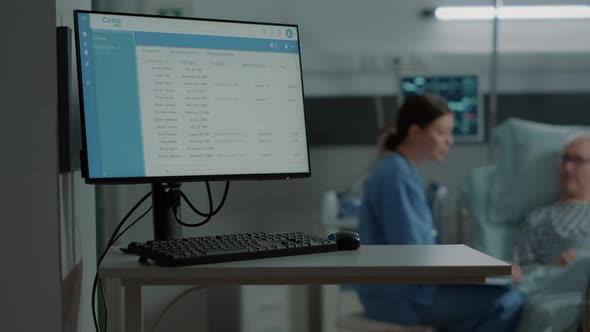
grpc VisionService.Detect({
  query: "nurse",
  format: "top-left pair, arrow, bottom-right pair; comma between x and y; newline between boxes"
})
357,94 -> 523,332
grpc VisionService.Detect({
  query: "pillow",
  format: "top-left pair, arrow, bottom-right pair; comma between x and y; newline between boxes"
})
464,165 -> 522,259
488,118 -> 590,224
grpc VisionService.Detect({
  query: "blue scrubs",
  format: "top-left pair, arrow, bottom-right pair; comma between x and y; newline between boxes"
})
357,154 -> 523,331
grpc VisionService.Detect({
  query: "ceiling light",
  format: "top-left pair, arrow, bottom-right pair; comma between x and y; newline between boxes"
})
434,5 -> 590,21
435,6 -> 496,20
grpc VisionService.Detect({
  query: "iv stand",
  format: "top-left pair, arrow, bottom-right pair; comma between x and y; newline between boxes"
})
488,0 -> 502,163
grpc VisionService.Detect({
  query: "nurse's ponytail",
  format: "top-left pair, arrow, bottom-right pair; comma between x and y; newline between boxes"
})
380,93 -> 451,152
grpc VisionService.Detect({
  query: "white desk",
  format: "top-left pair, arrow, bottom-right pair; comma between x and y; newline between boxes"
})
100,244 -> 510,332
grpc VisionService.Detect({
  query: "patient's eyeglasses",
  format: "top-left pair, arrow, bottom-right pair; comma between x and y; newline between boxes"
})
561,154 -> 590,167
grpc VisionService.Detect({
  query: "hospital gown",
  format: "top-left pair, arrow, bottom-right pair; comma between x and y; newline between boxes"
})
514,202 -> 590,332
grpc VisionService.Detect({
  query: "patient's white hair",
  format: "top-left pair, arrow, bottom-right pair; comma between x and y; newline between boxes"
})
564,133 -> 590,147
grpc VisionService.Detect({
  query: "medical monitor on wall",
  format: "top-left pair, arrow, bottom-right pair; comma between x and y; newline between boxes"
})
74,11 -> 310,184
401,75 -> 484,142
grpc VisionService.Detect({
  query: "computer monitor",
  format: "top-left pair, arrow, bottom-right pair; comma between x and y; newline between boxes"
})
74,10 -> 310,238
401,75 -> 484,142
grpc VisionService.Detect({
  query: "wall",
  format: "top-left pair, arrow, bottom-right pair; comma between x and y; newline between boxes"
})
56,1 -> 95,332
0,2 -> 95,331
0,2 -> 62,331
60,172 -> 96,332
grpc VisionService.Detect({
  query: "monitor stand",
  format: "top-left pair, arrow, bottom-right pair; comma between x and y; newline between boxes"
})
152,183 -> 183,241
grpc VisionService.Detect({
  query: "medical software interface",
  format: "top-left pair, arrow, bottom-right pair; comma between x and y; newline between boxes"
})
402,76 -> 480,139
77,13 -> 309,179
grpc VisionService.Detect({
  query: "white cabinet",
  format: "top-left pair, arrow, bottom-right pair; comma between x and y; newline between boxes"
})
208,285 -> 291,332
242,286 -> 291,332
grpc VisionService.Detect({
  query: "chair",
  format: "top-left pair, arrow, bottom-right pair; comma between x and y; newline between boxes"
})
463,118 -> 590,331
336,312 -> 435,332
330,286 -> 436,332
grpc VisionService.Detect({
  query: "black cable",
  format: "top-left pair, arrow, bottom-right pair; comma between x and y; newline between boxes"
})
173,208 -> 212,227
92,191 -> 152,332
174,181 -> 230,227
92,182 -> 229,330
180,181 -> 230,216
95,204 -> 152,332
111,206 -> 153,246
99,279 -> 107,332
93,194 -> 151,332
174,182 -> 212,227
178,182 -> 213,217
92,273 -> 101,331
210,181 -> 230,215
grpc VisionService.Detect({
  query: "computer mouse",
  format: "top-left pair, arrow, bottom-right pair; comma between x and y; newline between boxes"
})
327,231 -> 361,250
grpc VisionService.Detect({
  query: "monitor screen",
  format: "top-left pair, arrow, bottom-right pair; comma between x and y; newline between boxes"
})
74,11 -> 310,184
401,75 -> 483,142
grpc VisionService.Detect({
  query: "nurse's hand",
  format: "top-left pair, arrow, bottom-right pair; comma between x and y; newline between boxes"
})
511,263 -> 523,283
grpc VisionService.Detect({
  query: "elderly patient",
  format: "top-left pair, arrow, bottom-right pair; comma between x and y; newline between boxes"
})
512,136 -> 590,331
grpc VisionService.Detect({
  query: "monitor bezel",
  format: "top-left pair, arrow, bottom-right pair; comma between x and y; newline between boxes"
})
74,10 -> 311,184
400,73 -> 485,143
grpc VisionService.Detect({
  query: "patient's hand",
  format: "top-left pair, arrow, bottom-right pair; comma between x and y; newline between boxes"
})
511,263 -> 523,283
552,249 -> 577,266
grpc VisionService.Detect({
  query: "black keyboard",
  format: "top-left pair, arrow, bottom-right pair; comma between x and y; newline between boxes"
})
125,232 -> 338,267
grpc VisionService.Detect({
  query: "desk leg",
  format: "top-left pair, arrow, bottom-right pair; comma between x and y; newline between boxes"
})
308,285 -> 322,332
122,280 -> 143,332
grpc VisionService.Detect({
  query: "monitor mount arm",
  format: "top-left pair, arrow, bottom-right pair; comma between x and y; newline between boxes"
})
152,183 -> 183,240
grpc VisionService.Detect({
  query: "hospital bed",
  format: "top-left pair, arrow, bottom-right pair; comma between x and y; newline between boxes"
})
463,118 -> 590,332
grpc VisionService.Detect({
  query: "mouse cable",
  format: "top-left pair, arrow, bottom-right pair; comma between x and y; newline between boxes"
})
92,191 -> 152,332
